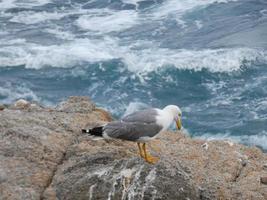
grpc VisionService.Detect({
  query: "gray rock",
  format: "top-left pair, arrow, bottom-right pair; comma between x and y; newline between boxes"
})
43,147 -> 199,200
0,104 -> 5,111
260,177 -> 267,185
56,96 -> 95,113
0,167 -> 7,183
0,96 -> 267,200
0,97 -> 97,200
14,99 -> 30,109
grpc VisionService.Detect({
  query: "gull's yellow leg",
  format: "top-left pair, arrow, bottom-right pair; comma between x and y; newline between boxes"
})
137,142 -> 144,158
142,143 -> 159,164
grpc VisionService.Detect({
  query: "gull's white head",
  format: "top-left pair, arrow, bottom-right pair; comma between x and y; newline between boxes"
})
163,105 -> 182,130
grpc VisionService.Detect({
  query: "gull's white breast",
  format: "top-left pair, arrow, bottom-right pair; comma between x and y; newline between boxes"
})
155,108 -> 173,132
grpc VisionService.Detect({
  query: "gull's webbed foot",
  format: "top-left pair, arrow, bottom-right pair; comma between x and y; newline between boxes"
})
144,155 -> 159,164
142,143 -> 159,164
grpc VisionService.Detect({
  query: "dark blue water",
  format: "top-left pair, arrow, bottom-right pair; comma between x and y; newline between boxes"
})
0,0 -> 267,150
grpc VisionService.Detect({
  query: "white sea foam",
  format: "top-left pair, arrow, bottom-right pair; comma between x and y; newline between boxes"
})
0,38 -> 116,68
0,83 -> 40,104
150,0 -> 238,19
9,11 -> 67,24
0,0 -> 51,10
0,37 -> 266,73
195,20 -> 203,29
0,0 -> 16,10
197,131 -> 267,151
0,0 -> 255,73
76,9 -> 138,33
122,47 -> 267,73
75,0 -> 238,34
44,28 -> 76,40
121,0 -> 141,5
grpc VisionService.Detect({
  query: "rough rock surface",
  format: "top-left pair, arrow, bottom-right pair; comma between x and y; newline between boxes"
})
56,96 -> 95,113
0,105 -> 5,111
0,96 -> 266,200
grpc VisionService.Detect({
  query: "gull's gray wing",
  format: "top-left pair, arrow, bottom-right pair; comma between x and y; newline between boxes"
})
121,108 -> 158,124
103,121 -> 162,141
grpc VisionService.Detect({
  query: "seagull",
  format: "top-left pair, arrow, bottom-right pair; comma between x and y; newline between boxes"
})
82,105 -> 182,164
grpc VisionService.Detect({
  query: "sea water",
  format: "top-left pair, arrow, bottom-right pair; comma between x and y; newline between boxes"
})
0,0 -> 266,150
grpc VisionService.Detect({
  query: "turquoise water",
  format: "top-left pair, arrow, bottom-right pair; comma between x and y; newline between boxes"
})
0,0 -> 267,150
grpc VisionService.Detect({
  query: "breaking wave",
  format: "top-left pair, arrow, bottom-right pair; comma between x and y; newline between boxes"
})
0,83 -> 40,104
0,37 -> 266,73
198,132 -> 267,151
0,0 -> 267,150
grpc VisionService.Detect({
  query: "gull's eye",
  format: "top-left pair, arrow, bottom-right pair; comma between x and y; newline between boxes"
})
178,113 -> 182,117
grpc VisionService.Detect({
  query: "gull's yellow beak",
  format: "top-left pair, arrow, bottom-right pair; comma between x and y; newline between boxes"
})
176,117 -> 182,130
